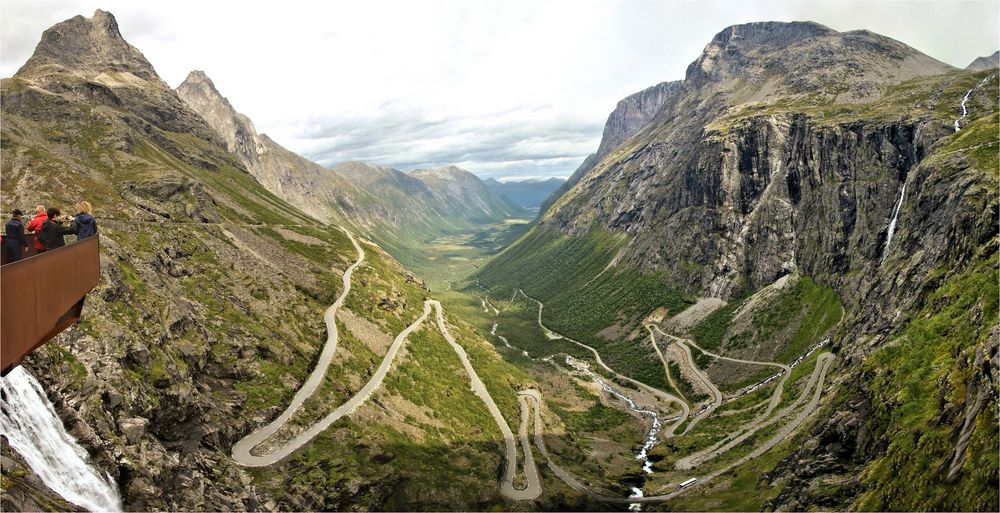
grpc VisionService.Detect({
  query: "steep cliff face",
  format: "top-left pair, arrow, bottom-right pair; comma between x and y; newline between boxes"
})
481,21 -> 997,511
539,81 -> 683,214
540,21 -> 958,299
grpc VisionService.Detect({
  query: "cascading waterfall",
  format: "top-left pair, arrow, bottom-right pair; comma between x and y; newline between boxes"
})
0,367 -> 122,512
880,182 -> 907,262
954,74 -> 997,132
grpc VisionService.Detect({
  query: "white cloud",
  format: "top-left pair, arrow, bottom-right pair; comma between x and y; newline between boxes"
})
2,0 -> 998,180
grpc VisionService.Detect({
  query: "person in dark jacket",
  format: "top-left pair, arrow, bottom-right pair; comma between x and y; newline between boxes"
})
38,208 -> 75,250
70,201 -> 98,239
4,209 -> 27,262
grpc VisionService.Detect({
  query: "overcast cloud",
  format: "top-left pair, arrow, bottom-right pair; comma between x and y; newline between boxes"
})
2,0 -> 998,180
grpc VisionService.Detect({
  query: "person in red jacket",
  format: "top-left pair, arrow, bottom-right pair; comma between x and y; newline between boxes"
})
25,204 -> 47,252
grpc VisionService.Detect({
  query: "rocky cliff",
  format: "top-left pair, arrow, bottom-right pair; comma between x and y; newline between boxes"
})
539,80 -> 684,215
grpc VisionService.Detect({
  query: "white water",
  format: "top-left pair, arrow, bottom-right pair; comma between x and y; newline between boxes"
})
628,486 -> 644,511
565,356 -> 662,474
955,74 -> 997,132
880,182 -> 907,262
0,367 -> 122,512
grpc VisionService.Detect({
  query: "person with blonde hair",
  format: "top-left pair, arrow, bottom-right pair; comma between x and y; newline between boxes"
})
70,201 -> 98,240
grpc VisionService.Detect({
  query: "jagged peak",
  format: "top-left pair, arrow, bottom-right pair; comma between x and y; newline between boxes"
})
177,69 -> 226,100
16,9 -> 160,82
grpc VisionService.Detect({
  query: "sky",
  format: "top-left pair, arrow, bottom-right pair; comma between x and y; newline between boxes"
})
2,1 -> 998,181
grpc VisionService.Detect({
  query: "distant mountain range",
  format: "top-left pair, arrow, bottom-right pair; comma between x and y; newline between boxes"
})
176,70 -> 524,258
483,177 -> 565,209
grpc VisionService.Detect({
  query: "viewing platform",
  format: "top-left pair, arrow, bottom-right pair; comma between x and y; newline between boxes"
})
1,235 -> 100,376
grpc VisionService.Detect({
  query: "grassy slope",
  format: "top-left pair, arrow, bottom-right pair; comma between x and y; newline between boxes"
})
475,228 -> 692,388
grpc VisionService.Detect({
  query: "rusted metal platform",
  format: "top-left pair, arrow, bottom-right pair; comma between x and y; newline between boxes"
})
1,235 -> 100,376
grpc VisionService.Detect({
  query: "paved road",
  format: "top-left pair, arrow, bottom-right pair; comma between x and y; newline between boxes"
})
671,335 -> 722,435
228,234 -> 539,498
515,290 -> 689,436
232,227 -> 365,466
430,300 -> 541,501
514,351 -> 835,503
657,327 -> 789,419
674,352 -> 832,470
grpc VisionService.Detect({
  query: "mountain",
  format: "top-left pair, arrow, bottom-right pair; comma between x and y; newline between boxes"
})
483,177 -> 565,209
478,21 -> 997,511
540,80 -> 684,214
2,11 -> 533,511
176,71 -> 525,263
966,50 -> 999,70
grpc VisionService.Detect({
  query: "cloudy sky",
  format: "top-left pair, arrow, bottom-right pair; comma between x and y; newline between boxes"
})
2,1 -> 998,180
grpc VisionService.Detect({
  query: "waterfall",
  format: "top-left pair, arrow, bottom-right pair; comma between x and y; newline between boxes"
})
955,74 -> 997,132
881,182 -> 907,262
0,367 -> 122,512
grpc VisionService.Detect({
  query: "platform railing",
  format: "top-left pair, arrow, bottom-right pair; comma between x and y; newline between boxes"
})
1,235 -> 100,375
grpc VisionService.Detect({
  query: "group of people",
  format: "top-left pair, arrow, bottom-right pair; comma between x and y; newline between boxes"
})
3,202 -> 98,263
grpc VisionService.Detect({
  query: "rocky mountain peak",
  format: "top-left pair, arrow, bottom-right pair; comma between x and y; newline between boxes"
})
966,50 -> 1000,70
16,9 -> 160,82
684,20 -> 951,99
596,80 -> 683,157
176,70 -> 237,115
176,69 -> 262,170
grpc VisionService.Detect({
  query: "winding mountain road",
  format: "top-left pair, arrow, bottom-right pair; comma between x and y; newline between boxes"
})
232,227 -> 365,466
231,228 -> 538,498
515,290 -> 689,436
674,352 -> 833,470
231,231 -> 834,504
514,351 -> 833,504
